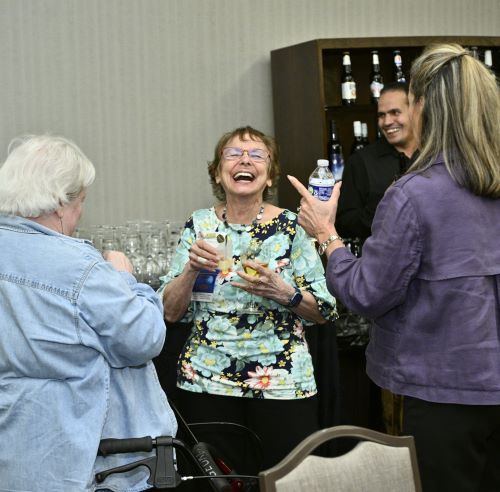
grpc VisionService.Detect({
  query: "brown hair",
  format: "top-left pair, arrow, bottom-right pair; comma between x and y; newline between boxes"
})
207,126 -> 281,202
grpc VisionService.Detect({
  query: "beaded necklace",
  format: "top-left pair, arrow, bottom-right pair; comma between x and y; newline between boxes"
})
222,204 -> 265,232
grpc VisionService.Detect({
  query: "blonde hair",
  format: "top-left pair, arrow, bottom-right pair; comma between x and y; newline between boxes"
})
408,43 -> 500,198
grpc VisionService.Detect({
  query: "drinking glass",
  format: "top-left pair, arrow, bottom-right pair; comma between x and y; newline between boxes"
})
240,242 -> 268,315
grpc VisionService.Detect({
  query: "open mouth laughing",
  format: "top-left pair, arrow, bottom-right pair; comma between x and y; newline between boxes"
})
233,171 -> 255,182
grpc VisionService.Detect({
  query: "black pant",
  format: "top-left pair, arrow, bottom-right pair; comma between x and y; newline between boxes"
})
176,389 -> 319,471
403,396 -> 500,492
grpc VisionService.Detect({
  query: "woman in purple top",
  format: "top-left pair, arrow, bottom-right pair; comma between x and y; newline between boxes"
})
289,43 -> 500,492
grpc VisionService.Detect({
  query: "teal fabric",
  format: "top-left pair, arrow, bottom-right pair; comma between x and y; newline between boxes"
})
159,207 -> 337,400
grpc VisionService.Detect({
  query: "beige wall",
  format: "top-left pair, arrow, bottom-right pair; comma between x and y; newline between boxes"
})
0,0 -> 498,227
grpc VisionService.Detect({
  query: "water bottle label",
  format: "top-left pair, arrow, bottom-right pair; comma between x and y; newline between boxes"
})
308,178 -> 334,201
342,82 -> 356,100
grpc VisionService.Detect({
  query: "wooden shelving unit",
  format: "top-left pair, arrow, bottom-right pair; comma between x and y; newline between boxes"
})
271,36 -> 500,211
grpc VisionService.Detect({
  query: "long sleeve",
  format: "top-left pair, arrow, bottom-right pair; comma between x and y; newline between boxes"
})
327,183 -> 423,319
78,262 -> 166,367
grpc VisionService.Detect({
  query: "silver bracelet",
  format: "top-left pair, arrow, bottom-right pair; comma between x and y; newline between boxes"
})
317,234 -> 342,255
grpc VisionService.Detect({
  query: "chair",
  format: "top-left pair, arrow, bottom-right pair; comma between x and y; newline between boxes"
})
258,425 -> 422,492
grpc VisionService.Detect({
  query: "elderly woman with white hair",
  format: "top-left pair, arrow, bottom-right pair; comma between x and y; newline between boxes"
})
0,135 -> 177,491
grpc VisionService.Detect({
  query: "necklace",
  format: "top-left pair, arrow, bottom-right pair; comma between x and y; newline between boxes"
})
222,204 -> 265,232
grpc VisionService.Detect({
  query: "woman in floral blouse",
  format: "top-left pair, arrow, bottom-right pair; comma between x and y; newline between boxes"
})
159,126 -> 337,469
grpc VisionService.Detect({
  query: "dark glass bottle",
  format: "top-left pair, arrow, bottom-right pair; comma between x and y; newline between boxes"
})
350,121 -> 365,154
393,49 -> 406,82
470,46 -> 479,59
328,120 -> 345,181
341,52 -> 356,106
370,50 -> 384,104
361,122 -> 369,146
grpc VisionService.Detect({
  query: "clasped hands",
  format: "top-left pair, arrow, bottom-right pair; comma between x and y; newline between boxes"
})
187,239 -> 291,303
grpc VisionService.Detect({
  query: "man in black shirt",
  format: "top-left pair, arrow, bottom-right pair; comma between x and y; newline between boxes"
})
336,82 -> 417,241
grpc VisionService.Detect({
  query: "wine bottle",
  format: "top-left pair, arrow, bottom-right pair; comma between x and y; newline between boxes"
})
328,120 -> 345,182
484,49 -> 493,71
361,122 -> 369,146
393,49 -> 406,82
370,50 -> 384,103
341,52 -> 356,106
470,46 -> 479,59
351,121 -> 365,154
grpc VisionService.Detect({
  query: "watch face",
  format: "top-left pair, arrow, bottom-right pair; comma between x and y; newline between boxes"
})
288,289 -> 303,307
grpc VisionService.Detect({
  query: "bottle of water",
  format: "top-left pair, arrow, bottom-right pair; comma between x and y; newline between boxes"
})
308,159 -> 335,201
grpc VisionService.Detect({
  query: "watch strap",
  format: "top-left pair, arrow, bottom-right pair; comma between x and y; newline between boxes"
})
287,287 -> 303,308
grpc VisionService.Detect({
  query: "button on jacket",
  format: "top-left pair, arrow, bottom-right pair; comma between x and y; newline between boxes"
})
327,161 -> 500,405
0,215 -> 177,492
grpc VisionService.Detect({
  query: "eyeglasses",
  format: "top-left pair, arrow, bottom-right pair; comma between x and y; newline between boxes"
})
221,147 -> 270,162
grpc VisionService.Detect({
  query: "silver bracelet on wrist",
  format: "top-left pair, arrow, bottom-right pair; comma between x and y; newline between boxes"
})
317,234 -> 342,255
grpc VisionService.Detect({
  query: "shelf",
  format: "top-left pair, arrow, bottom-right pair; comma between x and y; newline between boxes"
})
271,36 -> 500,212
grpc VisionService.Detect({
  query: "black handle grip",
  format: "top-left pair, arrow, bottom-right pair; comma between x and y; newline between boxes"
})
98,436 -> 153,456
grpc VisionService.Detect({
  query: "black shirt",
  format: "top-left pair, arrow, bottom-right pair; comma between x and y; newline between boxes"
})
336,137 -> 413,241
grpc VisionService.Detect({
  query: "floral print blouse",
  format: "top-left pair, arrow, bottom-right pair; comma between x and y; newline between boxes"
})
158,207 -> 337,400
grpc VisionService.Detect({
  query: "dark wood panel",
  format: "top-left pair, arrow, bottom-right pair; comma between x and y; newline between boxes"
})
271,41 -> 326,211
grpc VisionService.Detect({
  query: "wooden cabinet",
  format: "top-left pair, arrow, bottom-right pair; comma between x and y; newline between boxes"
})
271,36 -> 500,211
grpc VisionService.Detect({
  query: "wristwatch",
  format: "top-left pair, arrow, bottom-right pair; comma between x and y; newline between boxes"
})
287,287 -> 303,308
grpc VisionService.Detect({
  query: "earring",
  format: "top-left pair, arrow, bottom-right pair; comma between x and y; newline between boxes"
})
59,216 -> 64,235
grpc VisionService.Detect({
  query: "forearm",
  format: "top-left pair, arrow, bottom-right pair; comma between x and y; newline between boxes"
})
290,291 -> 327,324
162,266 -> 198,322
266,281 -> 326,324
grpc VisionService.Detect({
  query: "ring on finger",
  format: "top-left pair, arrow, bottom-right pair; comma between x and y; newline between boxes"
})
197,256 -> 208,265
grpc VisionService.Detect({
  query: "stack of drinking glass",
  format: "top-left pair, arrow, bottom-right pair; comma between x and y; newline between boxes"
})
75,219 -> 185,290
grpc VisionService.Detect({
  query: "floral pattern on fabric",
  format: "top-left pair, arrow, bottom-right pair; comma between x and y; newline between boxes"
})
159,207 -> 337,400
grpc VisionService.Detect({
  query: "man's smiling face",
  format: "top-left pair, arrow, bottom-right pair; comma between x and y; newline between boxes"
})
377,89 -> 414,155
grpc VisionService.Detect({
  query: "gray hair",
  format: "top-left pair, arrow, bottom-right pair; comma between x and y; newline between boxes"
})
0,134 -> 96,217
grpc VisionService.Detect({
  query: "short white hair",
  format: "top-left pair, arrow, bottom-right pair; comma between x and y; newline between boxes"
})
0,134 -> 96,217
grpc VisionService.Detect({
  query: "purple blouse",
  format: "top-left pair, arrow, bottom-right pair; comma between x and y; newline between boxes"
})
327,160 -> 500,405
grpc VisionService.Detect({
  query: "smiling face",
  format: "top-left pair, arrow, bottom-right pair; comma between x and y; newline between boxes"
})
377,89 -> 415,155
215,134 -> 272,201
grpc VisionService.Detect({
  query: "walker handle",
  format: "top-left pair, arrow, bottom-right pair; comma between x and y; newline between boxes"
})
98,436 -> 153,456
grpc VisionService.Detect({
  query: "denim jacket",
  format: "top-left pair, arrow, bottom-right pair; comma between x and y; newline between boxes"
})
0,215 -> 177,492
